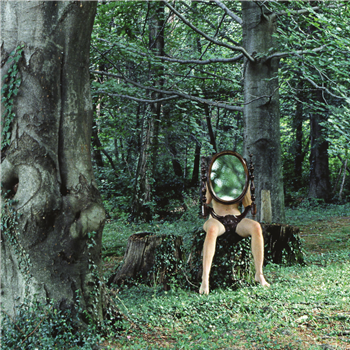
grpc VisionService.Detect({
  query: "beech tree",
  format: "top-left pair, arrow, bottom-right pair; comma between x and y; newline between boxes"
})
1,1 -> 104,322
90,1 -> 349,222
90,0 -> 285,222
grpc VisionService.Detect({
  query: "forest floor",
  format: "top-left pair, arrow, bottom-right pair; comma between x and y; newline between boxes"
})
101,205 -> 350,350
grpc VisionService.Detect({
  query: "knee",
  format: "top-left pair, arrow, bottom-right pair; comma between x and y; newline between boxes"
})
251,221 -> 263,238
206,226 -> 219,240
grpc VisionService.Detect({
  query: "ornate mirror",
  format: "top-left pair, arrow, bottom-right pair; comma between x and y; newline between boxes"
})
208,151 -> 249,204
201,150 -> 256,217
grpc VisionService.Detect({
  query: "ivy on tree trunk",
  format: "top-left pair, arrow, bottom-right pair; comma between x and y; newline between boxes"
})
1,1 -> 104,323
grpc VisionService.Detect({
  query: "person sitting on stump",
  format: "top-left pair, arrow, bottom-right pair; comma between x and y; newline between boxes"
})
199,185 -> 270,295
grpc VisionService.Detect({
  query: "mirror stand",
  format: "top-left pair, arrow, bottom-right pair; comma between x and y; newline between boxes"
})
248,152 -> 257,217
200,156 -> 210,217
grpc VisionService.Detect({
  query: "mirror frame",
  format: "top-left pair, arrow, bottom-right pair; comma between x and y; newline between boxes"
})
207,150 -> 249,205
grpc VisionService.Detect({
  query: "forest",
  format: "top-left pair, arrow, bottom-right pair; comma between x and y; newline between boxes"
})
1,1 -> 350,349
89,0 -> 350,223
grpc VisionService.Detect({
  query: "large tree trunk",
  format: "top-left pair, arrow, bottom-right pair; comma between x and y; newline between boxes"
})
242,1 -> 285,223
1,1 -> 104,322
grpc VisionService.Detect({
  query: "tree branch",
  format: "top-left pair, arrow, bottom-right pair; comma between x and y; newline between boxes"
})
212,0 -> 242,25
162,0 -> 255,62
338,155 -> 350,174
98,90 -> 179,104
155,54 -> 243,64
275,4 -> 344,16
91,70 -> 243,112
179,0 -> 241,46
303,75 -> 346,100
266,45 -> 326,60
244,86 -> 279,106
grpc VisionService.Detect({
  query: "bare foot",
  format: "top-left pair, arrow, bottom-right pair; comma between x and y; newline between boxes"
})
255,273 -> 270,287
199,281 -> 209,295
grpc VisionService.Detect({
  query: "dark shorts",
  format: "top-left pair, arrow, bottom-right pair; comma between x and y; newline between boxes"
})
209,206 -> 252,243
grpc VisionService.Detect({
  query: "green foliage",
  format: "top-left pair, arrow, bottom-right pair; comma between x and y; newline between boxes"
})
90,1 -> 245,220
100,204 -> 350,349
268,1 -> 350,202
0,298 -> 101,349
286,200 -> 350,226
111,258 -> 350,349
1,45 -> 24,150
150,234 -> 184,288
90,1 -> 350,219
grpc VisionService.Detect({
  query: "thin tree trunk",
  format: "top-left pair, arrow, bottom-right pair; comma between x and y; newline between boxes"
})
191,141 -> 201,187
333,165 -> 343,194
337,155 -> 350,174
339,158 -> 348,200
131,2 -> 165,220
308,91 -> 331,200
293,79 -> 306,191
204,104 -> 217,154
91,120 -> 105,168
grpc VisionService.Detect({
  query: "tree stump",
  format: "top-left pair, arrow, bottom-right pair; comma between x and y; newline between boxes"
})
108,232 -> 183,290
108,223 -> 304,292
261,223 -> 304,265
186,222 -> 304,290
186,228 -> 254,291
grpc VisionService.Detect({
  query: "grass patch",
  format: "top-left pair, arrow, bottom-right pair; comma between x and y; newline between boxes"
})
3,204 -> 349,349
285,201 -> 350,226
100,203 -> 350,349
104,261 -> 350,349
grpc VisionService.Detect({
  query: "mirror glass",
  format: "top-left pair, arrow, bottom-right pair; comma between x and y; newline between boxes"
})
209,152 -> 248,203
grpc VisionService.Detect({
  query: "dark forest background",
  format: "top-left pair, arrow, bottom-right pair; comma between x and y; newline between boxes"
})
89,1 -> 350,222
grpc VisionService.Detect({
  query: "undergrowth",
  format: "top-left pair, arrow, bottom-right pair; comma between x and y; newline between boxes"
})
101,202 -> 350,349
0,297 -> 101,349
1,202 -> 349,349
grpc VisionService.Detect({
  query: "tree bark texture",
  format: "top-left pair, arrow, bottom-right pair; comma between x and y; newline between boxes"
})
293,79 -> 306,191
308,92 -> 331,200
261,223 -> 304,265
108,232 -> 183,290
1,1 -> 104,321
242,1 -> 285,223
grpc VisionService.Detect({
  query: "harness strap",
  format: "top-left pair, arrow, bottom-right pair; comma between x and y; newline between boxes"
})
208,205 -> 251,233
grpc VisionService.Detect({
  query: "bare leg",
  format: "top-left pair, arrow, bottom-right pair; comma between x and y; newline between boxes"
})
236,219 -> 270,287
199,219 -> 225,295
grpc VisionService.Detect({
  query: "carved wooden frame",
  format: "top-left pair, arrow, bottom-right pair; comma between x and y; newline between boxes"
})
201,150 -> 257,218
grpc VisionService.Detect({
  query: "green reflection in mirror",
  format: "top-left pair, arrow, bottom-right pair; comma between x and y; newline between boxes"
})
210,154 -> 247,201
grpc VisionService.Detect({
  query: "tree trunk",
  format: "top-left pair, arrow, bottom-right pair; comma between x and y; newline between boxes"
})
91,120 -> 105,168
204,104 -> 218,154
132,112 -> 153,220
308,0 -> 332,201
339,158 -> 348,201
190,141 -> 201,187
308,91 -> 331,200
242,1 -> 285,223
131,2 -> 165,220
293,79 -> 306,191
1,1 -> 104,322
